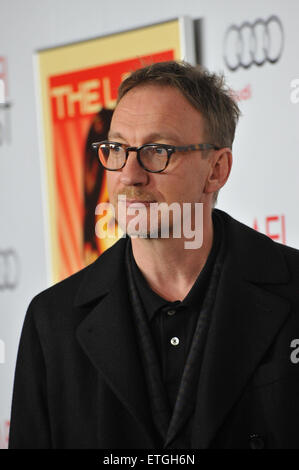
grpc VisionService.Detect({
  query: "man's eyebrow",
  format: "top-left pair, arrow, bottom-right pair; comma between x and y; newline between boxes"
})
107,131 -> 181,144
107,131 -> 123,141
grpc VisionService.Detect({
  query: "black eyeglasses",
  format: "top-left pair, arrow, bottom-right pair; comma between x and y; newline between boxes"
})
92,141 -> 221,173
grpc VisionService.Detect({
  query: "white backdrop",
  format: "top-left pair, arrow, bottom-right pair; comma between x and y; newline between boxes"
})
0,0 -> 298,448
203,4 -> 299,248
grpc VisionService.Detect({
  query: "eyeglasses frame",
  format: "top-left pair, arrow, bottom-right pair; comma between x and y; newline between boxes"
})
92,140 -> 221,173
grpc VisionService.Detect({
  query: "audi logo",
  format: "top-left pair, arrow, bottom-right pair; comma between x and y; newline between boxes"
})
0,249 -> 20,290
223,16 -> 284,71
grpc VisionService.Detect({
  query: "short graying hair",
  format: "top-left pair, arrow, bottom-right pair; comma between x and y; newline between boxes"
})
117,60 -> 240,205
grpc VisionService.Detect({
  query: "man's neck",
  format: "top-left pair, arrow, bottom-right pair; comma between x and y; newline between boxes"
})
130,212 -> 214,302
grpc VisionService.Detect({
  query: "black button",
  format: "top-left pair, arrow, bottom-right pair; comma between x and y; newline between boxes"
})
249,434 -> 265,449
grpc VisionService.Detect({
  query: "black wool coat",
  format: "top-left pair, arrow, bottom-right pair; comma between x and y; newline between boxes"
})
8,209 -> 299,449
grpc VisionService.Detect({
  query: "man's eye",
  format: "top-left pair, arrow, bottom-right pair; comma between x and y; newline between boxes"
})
110,145 -> 122,153
154,147 -> 165,155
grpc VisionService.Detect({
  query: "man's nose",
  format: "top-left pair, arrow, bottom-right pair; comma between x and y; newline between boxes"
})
119,151 -> 149,186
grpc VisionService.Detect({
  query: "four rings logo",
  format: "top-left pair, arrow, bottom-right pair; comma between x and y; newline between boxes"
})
0,249 -> 20,290
223,15 -> 284,71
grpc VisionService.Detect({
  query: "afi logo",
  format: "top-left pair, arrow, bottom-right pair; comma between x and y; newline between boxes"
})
0,420 -> 9,449
0,339 -> 5,364
0,57 -> 7,104
253,214 -> 286,244
0,56 -> 12,146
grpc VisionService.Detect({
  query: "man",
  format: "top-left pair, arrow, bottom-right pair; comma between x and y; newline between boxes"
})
9,61 -> 299,449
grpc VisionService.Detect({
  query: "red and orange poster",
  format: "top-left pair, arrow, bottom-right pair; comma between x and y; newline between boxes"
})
36,18 -> 194,284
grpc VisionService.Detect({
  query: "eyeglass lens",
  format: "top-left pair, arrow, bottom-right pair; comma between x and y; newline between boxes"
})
98,143 -> 168,172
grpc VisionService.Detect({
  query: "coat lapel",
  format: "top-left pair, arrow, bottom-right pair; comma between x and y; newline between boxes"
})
192,210 -> 291,449
74,237 -> 156,445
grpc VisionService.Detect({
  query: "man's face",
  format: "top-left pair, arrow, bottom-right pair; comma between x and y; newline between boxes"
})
107,84 -> 215,237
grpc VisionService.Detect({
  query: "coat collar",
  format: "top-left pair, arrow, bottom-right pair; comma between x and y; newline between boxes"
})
74,235 -> 129,308
74,209 -> 290,308
75,235 -> 158,446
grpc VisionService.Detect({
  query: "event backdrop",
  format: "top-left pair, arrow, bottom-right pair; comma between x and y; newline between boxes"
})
1,0 -> 299,449
202,8 -> 299,249
36,18 -> 195,284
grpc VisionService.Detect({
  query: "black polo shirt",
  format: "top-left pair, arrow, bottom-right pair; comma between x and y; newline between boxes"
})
130,212 -> 221,410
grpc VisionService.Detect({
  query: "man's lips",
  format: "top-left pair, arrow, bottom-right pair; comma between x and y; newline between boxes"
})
124,199 -> 156,207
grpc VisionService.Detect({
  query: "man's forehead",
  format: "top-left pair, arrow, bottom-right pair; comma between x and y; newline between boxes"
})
114,84 -> 195,115
107,129 -> 182,144
109,84 -> 206,144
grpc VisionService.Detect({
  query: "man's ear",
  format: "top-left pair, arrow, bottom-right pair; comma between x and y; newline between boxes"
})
204,148 -> 232,194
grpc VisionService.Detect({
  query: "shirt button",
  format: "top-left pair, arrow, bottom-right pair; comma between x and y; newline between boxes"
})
167,309 -> 176,316
170,337 -> 180,346
249,434 -> 265,449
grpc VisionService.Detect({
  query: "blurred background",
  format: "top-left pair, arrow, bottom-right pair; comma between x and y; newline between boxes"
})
0,0 -> 298,448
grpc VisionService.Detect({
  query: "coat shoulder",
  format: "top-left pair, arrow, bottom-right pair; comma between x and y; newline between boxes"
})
214,208 -> 299,284
215,208 -> 299,257
273,241 -> 299,280
27,237 -> 128,327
